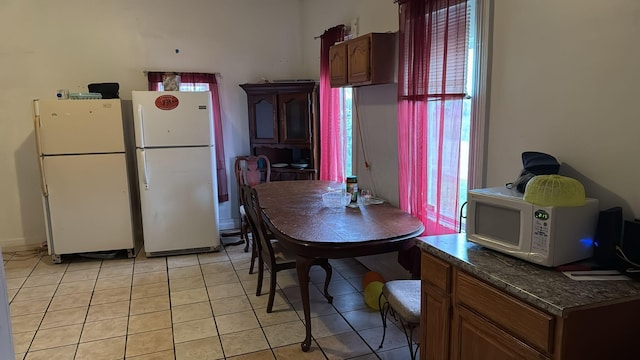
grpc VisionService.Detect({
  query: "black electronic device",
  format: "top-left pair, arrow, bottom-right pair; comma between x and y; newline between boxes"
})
621,220 -> 640,265
593,207 -> 623,269
88,82 -> 120,99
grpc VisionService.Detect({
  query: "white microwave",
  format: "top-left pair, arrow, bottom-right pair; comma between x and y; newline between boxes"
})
466,187 -> 599,267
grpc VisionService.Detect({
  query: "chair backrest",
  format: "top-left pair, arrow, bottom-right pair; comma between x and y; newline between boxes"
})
234,155 -> 271,187
234,155 -> 271,209
241,184 -> 277,264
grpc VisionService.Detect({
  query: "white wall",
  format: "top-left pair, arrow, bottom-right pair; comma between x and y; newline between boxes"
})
487,0 -> 640,219
0,0 -> 305,248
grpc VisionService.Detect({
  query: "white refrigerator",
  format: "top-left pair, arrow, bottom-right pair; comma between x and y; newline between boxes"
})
132,91 -> 220,256
34,99 -> 140,263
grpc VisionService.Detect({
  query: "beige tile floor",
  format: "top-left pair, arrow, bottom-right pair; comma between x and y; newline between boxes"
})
3,235 -> 417,359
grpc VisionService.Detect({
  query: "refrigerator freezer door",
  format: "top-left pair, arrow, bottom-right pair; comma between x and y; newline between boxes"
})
43,153 -> 134,255
138,146 -> 220,254
132,91 -> 214,148
37,99 -> 125,155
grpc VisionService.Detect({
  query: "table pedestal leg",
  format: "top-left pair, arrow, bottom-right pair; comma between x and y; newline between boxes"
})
296,256 -> 315,352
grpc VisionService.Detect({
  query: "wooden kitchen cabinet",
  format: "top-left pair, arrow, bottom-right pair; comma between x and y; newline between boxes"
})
423,285 -> 451,359
421,251 -> 452,359
421,251 -> 553,359
240,81 -> 319,180
329,32 -> 396,87
453,306 -> 550,360
420,249 -> 640,360
452,270 -> 553,359
329,41 -> 348,87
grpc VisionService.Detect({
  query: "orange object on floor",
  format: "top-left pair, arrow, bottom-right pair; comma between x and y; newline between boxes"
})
362,271 -> 385,289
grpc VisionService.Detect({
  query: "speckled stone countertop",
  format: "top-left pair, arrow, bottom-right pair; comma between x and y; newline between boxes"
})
416,234 -> 640,316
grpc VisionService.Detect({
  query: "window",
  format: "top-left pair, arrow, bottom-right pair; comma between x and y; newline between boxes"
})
321,1 -> 487,235
397,0 -> 476,234
341,88 -> 354,176
156,82 -> 210,92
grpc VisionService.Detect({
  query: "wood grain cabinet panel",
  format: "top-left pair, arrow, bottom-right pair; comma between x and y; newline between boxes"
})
456,271 -> 554,353
422,251 -> 451,292
329,42 -> 347,87
421,252 -> 552,360
421,251 -> 452,360
246,94 -> 278,144
329,32 -> 396,87
420,250 -> 640,359
240,82 -> 319,181
347,35 -> 372,84
422,283 -> 451,360
452,306 -> 550,360
279,92 -> 311,145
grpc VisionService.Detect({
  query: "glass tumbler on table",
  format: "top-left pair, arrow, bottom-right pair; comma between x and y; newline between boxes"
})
358,189 -> 372,205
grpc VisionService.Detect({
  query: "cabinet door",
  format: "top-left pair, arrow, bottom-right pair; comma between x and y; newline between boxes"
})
329,42 -> 348,87
451,306 -> 550,360
348,35 -> 371,84
279,93 -> 310,145
422,283 -> 451,360
248,94 -> 278,144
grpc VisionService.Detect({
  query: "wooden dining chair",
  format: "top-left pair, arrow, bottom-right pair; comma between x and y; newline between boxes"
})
234,155 -> 271,273
241,184 -> 334,313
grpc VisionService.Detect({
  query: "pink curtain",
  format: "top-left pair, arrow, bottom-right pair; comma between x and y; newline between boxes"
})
397,0 -> 469,234
319,25 -> 346,182
147,72 -> 229,202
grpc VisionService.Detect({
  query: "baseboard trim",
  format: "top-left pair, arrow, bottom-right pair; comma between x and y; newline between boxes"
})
0,238 -> 45,253
219,218 -> 240,231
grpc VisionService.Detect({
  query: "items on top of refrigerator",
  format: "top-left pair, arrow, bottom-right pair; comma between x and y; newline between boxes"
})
88,82 -> 119,99
162,74 -> 181,91
56,89 -> 69,99
68,92 -> 102,100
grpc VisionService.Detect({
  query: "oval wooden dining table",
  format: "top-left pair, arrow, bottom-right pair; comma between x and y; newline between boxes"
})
254,180 -> 425,352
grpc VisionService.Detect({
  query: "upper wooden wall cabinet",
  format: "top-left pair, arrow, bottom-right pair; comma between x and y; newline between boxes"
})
329,32 -> 396,88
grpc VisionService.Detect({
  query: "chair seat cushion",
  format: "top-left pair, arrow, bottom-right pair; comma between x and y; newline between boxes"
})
382,280 -> 421,324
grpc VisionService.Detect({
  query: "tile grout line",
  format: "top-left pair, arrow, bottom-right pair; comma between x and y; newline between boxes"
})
8,238 -> 409,359
227,241 -> 278,359
196,247 -> 226,359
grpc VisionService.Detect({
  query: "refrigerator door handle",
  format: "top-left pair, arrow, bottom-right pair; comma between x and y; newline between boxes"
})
33,100 -> 48,197
137,104 -> 146,148
33,99 -> 43,155
140,149 -> 150,190
37,157 -> 48,197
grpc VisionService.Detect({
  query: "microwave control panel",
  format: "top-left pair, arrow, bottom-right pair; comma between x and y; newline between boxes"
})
532,210 -> 550,254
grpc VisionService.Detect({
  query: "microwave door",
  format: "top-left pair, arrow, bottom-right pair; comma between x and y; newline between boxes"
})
467,191 -> 535,262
